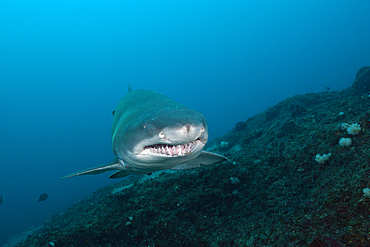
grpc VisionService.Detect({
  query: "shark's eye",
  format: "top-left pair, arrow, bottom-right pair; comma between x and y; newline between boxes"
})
159,132 -> 165,138
200,127 -> 205,132
142,122 -> 147,129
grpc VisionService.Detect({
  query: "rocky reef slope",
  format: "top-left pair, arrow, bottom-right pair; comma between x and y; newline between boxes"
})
8,66 -> 370,247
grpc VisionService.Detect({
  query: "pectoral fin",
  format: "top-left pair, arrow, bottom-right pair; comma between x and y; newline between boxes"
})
62,158 -> 122,179
171,151 -> 228,170
109,170 -> 132,178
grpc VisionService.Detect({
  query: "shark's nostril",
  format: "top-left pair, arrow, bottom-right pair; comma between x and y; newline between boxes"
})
186,124 -> 191,133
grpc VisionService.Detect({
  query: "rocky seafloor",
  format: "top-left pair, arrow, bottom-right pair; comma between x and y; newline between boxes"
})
7,66 -> 370,247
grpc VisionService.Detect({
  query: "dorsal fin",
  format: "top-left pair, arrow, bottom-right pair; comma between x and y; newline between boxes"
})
128,84 -> 132,93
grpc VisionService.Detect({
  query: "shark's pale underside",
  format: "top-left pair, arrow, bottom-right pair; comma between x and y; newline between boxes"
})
62,88 -> 227,179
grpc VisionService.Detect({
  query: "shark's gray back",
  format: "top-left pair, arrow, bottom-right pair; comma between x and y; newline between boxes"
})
111,89 -> 186,138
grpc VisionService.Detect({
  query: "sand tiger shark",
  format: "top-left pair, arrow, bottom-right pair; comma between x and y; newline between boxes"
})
62,88 -> 227,179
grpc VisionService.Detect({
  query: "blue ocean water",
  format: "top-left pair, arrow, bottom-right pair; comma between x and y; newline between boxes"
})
0,0 -> 369,245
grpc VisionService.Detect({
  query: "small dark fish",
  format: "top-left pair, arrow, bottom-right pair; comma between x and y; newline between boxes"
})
0,196 -> 4,205
37,193 -> 48,202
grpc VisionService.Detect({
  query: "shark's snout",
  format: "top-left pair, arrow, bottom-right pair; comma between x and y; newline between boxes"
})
141,121 -> 208,157
179,124 -> 204,137
163,121 -> 208,144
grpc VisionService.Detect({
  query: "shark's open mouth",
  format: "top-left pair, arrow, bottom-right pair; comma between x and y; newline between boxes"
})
143,140 -> 199,156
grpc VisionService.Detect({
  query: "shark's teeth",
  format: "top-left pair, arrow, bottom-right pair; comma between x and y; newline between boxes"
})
144,140 -> 197,156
